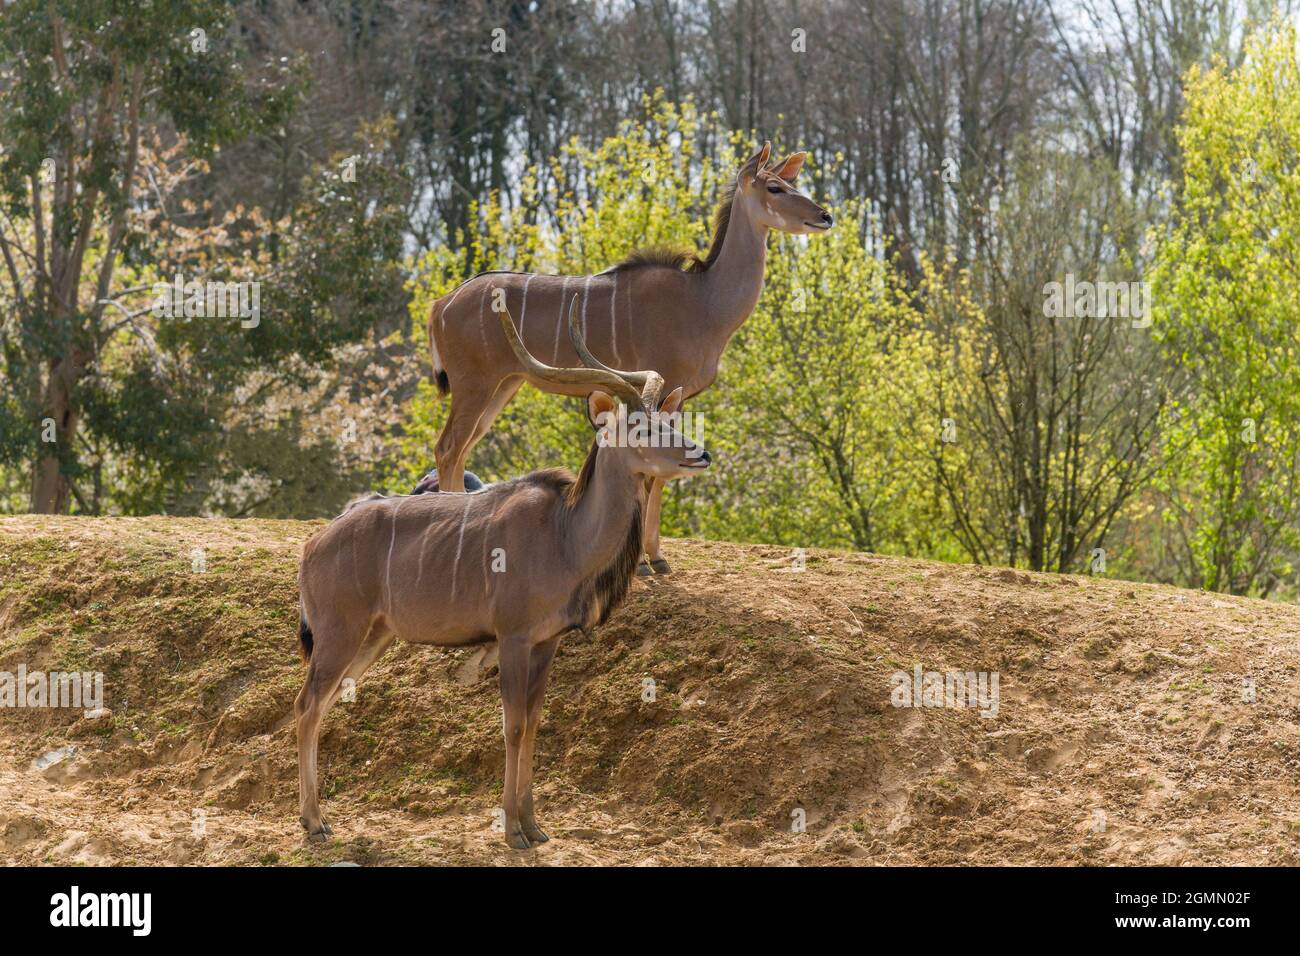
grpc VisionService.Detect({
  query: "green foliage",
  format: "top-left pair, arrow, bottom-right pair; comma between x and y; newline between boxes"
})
0,2 -> 408,514
671,202 -> 945,553
1152,21 -> 1300,595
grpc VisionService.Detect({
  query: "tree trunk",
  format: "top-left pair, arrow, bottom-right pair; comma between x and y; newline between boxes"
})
28,354 -> 82,514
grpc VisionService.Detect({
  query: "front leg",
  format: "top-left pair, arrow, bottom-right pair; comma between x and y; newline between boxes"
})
517,633 -> 562,844
497,636 -> 532,849
642,477 -> 670,573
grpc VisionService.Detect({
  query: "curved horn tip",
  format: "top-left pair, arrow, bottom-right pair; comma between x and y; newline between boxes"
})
641,371 -> 665,408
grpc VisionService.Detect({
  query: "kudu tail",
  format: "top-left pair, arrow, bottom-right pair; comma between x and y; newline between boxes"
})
428,298 -> 450,397
298,612 -> 314,662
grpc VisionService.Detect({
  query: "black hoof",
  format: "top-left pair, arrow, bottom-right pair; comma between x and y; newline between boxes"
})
523,825 -> 549,844
301,816 -> 333,842
636,560 -> 653,577
505,830 -> 533,850
650,558 -> 672,574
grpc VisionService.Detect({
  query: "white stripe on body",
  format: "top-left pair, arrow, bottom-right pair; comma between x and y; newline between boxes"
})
440,278 -> 475,333
448,495 -> 474,595
519,274 -> 536,338
384,499 -> 400,616
477,284 -> 489,353
553,277 -> 571,363
581,275 -> 593,340
481,498 -> 500,596
624,278 -> 636,367
609,272 -> 622,367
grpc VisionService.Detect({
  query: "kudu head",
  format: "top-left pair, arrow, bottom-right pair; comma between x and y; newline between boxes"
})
736,141 -> 834,235
498,299 -> 711,481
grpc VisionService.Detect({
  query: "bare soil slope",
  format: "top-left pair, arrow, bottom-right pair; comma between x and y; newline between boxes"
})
0,516 -> 1297,866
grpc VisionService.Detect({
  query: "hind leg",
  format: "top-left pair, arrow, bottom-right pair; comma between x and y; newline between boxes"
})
434,384 -> 491,494
435,379 -> 520,493
295,613 -> 366,841
327,622 -> 395,708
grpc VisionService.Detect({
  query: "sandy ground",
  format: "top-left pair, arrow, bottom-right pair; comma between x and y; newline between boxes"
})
1,516 -> 1298,866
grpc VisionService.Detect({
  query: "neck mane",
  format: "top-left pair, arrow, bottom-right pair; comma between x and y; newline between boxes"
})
606,180 -> 742,275
562,440 -> 646,629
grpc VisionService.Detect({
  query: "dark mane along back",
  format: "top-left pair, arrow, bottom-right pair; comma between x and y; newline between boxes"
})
605,180 -> 737,274
513,466 -> 579,501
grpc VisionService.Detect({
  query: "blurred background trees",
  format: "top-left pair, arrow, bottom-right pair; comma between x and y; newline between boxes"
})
2,0 -> 1297,598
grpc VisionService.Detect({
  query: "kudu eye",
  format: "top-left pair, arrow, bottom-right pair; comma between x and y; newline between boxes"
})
766,184 -> 784,194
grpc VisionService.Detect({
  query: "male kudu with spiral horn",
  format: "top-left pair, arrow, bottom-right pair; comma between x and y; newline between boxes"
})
295,300 -> 709,849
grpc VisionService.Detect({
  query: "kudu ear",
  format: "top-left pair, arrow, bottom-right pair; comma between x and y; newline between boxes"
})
773,151 -> 807,183
586,391 -> 618,430
741,141 -> 772,183
658,386 -> 684,416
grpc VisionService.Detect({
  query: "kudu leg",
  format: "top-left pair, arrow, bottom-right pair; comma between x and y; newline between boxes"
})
497,637 -> 533,849
326,623 -> 394,709
295,616 -> 364,842
434,379 -> 521,493
517,634 -> 561,843
643,477 -> 671,573
433,388 -> 486,494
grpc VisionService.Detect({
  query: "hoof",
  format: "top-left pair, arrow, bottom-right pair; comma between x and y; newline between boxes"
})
301,816 -> 333,842
523,824 -> 549,844
505,830 -> 533,850
650,558 -> 672,574
636,560 -> 653,577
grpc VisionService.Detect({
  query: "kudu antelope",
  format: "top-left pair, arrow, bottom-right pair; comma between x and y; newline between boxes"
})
428,142 -> 831,574
295,301 -> 709,849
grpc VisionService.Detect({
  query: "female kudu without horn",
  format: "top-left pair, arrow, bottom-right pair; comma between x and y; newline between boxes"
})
427,142 -> 832,574
295,299 -> 709,849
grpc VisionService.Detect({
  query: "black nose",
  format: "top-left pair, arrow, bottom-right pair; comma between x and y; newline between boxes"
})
700,449 -> 712,464
820,210 -> 834,226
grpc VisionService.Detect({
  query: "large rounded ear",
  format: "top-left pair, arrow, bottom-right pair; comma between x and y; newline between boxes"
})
773,151 -> 807,183
586,391 -> 618,430
740,141 -> 772,183
658,386 -> 684,416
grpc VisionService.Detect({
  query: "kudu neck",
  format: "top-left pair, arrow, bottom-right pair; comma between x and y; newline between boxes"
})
566,442 -> 645,571
700,188 -> 769,336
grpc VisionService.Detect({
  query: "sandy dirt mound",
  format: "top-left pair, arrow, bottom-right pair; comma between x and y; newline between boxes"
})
1,515 -> 1298,865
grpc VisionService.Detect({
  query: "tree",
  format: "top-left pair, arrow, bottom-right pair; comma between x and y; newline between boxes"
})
1152,21 -> 1300,595
929,147 -> 1168,573
0,1 -> 406,514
